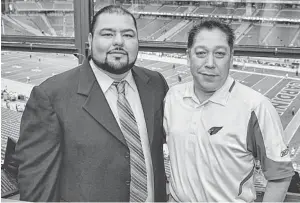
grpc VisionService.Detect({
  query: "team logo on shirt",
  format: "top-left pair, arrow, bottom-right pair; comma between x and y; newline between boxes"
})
208,126 -> 223,135
280,148 -> 289,157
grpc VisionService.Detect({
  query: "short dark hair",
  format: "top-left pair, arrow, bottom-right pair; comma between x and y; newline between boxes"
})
187,19 -> 235,51
90,5 -> 137,36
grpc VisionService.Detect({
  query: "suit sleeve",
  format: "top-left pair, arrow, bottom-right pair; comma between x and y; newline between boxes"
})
158,72 -> 169,144
15,86 -> 62,202
158,72 -> 169,96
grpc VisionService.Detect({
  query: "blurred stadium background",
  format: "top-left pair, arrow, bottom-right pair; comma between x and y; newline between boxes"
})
1,0 -> 300,201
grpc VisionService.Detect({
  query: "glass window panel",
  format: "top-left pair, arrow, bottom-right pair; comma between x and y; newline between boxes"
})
1,0 -> 299,49
1,0 -> 74,38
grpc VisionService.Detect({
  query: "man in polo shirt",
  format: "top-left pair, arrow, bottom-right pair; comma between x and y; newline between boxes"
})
163,19 -> 294,202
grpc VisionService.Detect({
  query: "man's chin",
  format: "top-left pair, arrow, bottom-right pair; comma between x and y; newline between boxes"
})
107,63 -> 131,74
110,68 -> 131,75
91,56 -> 136,75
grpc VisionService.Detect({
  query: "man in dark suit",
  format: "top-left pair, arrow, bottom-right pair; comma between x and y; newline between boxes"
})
15,5 -> 168,202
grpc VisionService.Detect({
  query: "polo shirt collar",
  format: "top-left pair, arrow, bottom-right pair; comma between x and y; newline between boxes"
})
183,76 -> 235,107
209,76 -> 235,106
183,82 -> 201,106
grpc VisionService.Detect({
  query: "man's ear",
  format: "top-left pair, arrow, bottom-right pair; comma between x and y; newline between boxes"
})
186,49 -> 190,67
88,33 -> 93,53
230,50 -> 234,68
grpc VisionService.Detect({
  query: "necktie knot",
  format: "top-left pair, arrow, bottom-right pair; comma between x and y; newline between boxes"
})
113,81 -> 126,95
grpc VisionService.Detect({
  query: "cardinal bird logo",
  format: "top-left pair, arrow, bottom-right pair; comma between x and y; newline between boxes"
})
208,126 -> 223,135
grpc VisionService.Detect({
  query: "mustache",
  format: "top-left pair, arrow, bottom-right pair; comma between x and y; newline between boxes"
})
108,48 -> 127,55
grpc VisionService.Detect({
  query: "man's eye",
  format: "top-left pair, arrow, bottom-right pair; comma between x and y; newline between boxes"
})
123,34 -> 134,38
195,52 -> 206,57
215,52 -> 226,58
102,33 -> 113,37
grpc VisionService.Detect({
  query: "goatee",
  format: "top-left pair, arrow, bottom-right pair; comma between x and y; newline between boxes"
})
91,52 -> 136,75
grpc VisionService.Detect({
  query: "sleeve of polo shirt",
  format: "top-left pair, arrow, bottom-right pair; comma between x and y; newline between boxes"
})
246,98 -> 295,181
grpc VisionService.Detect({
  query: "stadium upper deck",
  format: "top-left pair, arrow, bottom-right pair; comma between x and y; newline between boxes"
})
2,0 -> 300,48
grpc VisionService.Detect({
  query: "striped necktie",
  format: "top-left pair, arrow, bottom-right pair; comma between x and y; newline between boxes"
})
113,81 -> 148,202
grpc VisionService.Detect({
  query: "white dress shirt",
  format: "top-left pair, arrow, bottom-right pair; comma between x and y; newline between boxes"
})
89,60 -> 154,201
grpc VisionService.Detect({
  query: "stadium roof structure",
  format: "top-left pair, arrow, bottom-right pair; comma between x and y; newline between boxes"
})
173,0 -> 300,4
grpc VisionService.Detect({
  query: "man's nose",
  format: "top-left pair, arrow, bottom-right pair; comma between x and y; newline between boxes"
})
113,33 -> 124,46
205,54 -> 215,69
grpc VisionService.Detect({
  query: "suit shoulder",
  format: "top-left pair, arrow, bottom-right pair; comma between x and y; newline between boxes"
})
135,65 -> 168,86
39,65 -> 80,90
134,65 -> 161,77
37,64 -> 82,100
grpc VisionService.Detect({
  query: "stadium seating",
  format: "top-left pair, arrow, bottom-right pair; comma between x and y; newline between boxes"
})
168,21 -> 242,43
233,8 -> 246,16
212,7 -> 234,15
157,5 -> 178,13
150,20 -> 182,40
174,6 -> 189,13
1,1 -> 299,49
54,2 -> 73,10
294,34 -> 300,47
255,9 -> 279,17
1,107 -> 21,161
65,14 -> 74,37
138,4 -> 162,12
10,15 -> 42,33
192,7 -> 215,14
136,17 -> 155,30
30,15 -> 52,35
39,1 -> 55,10
47,15 -> 64,36
2,16 -> 34,36
94,0 -> 111,11
14,1 -> 41,11
168,21 -> 193,42
264,25 -> 298,47
138,18 -> 171,40
238,24 -> 273,46
277,10 -> 300,19
230,23 -> 242,31
2,23 -> 29,35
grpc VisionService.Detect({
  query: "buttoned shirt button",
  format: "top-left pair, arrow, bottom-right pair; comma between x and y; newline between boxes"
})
125,153 -> 129,158
125,180 -> 130,185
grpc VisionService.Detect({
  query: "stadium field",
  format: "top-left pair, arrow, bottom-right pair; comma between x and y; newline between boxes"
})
1,51 -> 78,84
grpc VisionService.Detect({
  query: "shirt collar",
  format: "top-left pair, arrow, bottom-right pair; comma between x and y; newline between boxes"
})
209,76 -> 235,106
89,59 -> 136,93
183,76 -> 235,106
183,81 -> 201,106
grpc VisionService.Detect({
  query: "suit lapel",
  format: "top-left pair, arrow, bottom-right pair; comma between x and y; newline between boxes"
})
132,67 -> 155,145
77,60 -> 127,146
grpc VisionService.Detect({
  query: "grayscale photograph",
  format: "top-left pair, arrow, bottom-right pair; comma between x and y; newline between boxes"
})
1,0 -> 300,202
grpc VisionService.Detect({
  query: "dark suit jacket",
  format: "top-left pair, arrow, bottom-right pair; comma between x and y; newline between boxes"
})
15,60 -> 169,202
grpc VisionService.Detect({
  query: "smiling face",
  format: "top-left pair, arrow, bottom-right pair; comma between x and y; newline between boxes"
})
188,28 -> 233,94
88,13 -> 138,75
